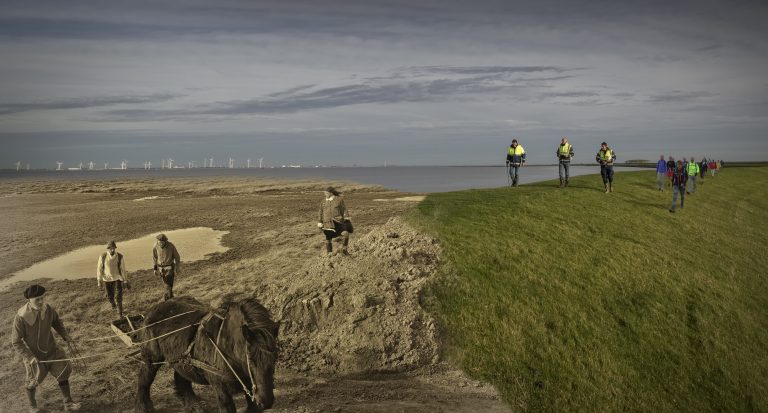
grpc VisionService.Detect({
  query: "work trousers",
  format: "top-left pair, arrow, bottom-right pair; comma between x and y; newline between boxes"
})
104,281 -> 123,309
656,172 -> 666,191
600,165 -> 614,183
159,268 -> 175,300
559,161 -> 570,181
671,185 -> 685,211
508,165 -> 520,185
24,347 -> 71,389
686,175 -> 697,193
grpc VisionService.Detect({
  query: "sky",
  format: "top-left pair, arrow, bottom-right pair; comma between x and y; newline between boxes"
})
1,0 -> 767,168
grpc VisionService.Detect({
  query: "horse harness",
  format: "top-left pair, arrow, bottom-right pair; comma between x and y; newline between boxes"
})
153,311 -> 261,402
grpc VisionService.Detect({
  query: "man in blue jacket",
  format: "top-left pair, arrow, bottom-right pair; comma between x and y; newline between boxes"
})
656,154 -> 667,192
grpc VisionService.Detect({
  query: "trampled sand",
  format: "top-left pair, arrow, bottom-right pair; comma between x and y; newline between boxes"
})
0,177 -> 510,412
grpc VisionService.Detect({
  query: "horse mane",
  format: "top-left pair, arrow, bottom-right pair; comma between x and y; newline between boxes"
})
219,296 -> 279,366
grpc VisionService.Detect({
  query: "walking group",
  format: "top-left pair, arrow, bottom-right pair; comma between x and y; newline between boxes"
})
12,233 -> 181,412
506,137 -> 617,193
655,155 -> 724,213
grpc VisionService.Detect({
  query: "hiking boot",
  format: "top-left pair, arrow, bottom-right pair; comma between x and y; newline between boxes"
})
63,400 -> 82,411
565,180 -> 569,187
609,183 -> 614,192
669,209 -> 675,213
604,183 -> 609,193
559,179 -> 563,188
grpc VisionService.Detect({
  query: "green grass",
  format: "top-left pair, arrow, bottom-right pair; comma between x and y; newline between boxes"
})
408,167 -> 768,412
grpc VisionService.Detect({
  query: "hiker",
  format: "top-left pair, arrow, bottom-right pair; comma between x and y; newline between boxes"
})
96,240 -> 129,317
700,157 -> 708,181
686,157 -> 700,194
670,160 -> 688,213
318,186 -> 353,255
595,141 -> 616,193
152,233 -> 181,300
11,284 -> 82,412
505,138 -> 526,187
556,137 -> 574,187
666,156 -> 675,189
655,154 -> 667,192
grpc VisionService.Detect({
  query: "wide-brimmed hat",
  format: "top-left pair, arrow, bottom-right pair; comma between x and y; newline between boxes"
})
24,284 -> 46,299
107,240 -> 117,249
156,233 -> 168,241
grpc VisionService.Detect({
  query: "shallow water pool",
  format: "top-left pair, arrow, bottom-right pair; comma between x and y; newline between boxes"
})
0,227 -> 229,290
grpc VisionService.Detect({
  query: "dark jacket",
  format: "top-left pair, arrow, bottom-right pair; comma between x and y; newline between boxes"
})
671,168 -> 688,187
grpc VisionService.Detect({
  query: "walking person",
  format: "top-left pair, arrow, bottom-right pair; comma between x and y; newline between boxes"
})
556,137 -> 574,187
318,186 -> 353,255
505,138 -> 526,187
669,160 -> 688,213
686,157 -> 700,194
655,154 -> 667,192
666,156 -> 675,189
700,157 -> 708,182
96,241 -> 129,317
595,141 -> 617,193
12,284 -> 82,412
709,159 -> 717,177
152,234 -> 181,301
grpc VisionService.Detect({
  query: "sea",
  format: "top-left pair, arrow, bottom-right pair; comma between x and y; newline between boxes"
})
0,165 -> 640,193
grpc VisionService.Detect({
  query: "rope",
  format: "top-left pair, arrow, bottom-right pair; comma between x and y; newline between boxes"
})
206,335 -> 255,401
39,323 -> 200,364
80,310 -> 199,342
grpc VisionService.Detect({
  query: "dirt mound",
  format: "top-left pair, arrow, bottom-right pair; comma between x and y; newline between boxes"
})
272,217 -> 441,374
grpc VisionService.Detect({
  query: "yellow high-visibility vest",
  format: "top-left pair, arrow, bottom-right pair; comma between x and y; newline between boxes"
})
559,143 -> 572,156
508,145 -> 525,156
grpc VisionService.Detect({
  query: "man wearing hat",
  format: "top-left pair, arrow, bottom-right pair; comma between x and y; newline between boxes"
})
318,186 -> 353,255
96,240 -> 129,317
152,233 -> 181,300
11,284 -> 81,412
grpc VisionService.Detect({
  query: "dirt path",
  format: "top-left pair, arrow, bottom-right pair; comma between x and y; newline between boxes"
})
0,178 -> 510,412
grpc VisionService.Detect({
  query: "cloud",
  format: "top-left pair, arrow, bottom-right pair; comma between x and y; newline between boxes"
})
646,90 -> 717,103
102,66 -> 575,120
0,93 -> 181,115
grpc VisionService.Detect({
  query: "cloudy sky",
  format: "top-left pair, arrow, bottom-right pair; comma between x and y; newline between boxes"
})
1,0 -> 766,168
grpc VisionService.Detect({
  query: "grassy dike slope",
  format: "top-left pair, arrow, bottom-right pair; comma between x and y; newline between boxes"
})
409,167 -> 768,411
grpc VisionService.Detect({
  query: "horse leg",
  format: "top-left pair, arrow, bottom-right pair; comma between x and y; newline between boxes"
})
173,370 -> 205,413
213,385 -> 237,413
245,396 -> 265,413
135,361 -> 161,413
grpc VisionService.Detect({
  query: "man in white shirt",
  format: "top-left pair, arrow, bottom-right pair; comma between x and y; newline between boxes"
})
96,240 -> 129,317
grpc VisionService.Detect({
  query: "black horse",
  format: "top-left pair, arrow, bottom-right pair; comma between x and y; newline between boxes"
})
135,296 -> 279,413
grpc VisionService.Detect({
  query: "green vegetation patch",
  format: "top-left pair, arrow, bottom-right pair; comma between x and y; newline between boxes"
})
409,167 -> 768,411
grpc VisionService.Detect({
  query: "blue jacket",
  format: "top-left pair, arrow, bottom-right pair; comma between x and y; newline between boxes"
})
656,159 -> 667,173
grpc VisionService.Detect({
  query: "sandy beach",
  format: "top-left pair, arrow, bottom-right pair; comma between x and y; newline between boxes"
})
0,177 -> 509,412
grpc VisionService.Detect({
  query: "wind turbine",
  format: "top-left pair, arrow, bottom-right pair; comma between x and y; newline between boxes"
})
228,158 -> 235,169
15,161 -> 21,171
188,161 -> 193,168
56,162 -> 63,171
104,162 -> 109,170
121,160 -> 127,170
209,158 -> 214,168
258,157 -> 264,168
168,158 -> 174,169
88,161 -> 94,170
247,159 -> 251,168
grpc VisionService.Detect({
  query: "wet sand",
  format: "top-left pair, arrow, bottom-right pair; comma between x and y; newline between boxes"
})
0,177 -> 510,413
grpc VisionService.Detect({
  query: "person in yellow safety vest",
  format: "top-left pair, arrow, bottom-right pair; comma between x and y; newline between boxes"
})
595,141 -> 616,193
505,138 -> 526,187
556,137 -> 574,188
686,157 -> 700,194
